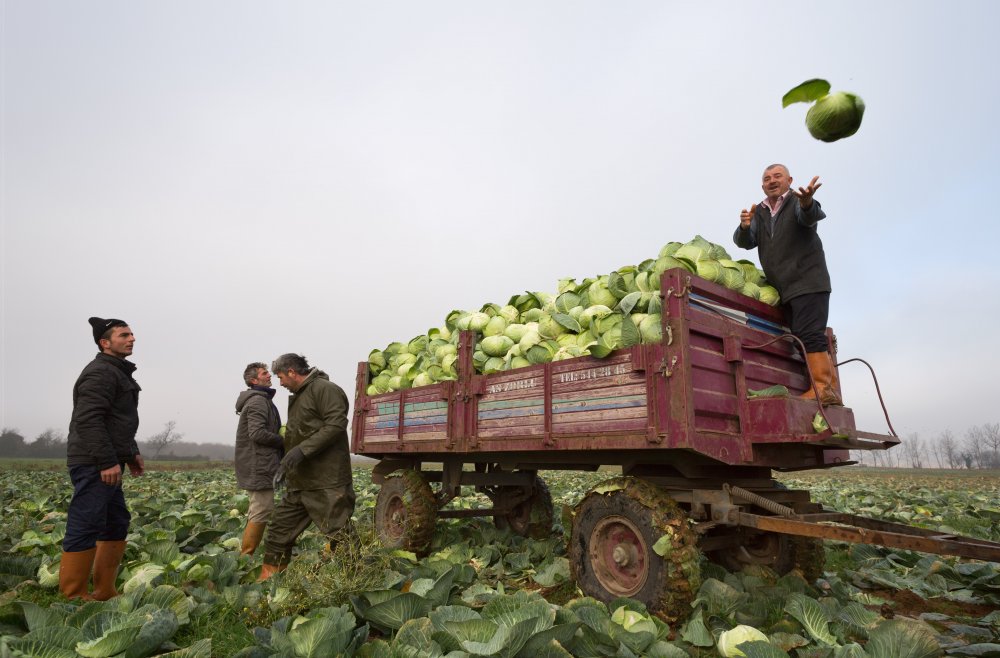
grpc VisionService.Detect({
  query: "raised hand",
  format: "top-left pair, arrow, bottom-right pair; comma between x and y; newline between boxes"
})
740,204 -> 757,228
792,176 -> 822,208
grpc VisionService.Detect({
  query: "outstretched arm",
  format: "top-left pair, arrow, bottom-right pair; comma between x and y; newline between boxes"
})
792,175 -> 822,210
792,176 -> 826,227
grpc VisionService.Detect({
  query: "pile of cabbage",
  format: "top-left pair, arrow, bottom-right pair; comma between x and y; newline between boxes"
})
366,236 -> 779,394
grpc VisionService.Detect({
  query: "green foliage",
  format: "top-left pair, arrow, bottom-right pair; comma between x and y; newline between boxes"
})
782,78 -> 832,107
254,525 -> 394,625
258,605 -> 368,657
1,467 -> 998,657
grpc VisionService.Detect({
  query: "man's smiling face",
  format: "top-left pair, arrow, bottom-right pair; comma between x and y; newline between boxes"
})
761,165 -> 792,202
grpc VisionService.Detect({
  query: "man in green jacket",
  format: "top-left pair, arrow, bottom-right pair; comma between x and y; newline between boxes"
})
259,353 -> 356,580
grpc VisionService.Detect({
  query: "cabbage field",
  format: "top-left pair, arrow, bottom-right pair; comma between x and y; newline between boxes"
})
1,465 -> 999,657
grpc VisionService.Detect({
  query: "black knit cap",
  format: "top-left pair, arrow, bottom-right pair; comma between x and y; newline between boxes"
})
89,317 -> 128,345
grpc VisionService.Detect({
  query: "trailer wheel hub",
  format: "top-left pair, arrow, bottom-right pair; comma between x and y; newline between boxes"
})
589,516 -> 648,597
384,497 -> 405,541
612,543 -> 638,567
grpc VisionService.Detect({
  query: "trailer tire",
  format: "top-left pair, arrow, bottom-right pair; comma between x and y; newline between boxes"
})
374,470 -> 437,556
493,476 -> 553,539
570,477 -> 701,624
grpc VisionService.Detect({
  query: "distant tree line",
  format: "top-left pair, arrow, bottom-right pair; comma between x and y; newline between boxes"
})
0,428 -> 69,459
0,423 -> 236,462
5,421 -> 996,469
852,422 -> 1000,469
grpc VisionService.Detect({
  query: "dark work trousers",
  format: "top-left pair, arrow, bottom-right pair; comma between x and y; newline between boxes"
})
63,464 -> 131,552
262,486 -> 356,566
782,292 -> 831,354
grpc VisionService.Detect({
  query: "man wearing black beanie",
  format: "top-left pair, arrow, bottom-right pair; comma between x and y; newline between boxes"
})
59,317 -> 145,601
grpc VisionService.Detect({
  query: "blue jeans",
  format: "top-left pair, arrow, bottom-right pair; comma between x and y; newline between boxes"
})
63,464 -> 131,552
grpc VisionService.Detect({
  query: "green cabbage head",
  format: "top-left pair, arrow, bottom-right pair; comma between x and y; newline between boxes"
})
807,91 -> 865,142
783,78 -> 865,143
758,285 -> 780,306
611,606 -> 658,635
717,625 -> 769,657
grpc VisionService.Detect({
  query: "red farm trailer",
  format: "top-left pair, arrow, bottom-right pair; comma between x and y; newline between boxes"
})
351,268 -> 1000,622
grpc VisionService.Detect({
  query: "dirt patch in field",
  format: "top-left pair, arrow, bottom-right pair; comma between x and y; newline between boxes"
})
869,588 -> 997,620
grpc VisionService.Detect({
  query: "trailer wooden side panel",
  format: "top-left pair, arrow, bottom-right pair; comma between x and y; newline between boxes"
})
475,368 -> 545,442
359,384 -> 451,450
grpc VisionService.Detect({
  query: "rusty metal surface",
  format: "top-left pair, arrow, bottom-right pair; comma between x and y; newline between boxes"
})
739,512 -> 1000,563
437,508 -> 504,518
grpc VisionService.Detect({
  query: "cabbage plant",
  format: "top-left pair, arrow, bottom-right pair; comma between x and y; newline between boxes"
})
716,624 -> 769,656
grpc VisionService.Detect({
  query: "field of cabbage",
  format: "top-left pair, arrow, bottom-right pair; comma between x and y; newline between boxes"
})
1,465 -> 998,657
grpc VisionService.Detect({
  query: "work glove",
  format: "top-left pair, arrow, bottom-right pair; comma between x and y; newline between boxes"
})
278,425 -> 286,438
273,465 -> 286,491
280,445 -> 305,472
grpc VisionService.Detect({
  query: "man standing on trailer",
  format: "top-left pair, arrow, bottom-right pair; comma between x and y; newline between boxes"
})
60,317 -> 145,600
258,353 -> 356,580
234,362 -> 284,556
734,164 -> 842,406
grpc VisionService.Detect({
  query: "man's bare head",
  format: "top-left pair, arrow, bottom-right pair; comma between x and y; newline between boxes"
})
761,164 -> 792,202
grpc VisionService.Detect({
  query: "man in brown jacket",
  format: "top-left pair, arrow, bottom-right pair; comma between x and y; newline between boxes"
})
259,353 -> 356,580
234,362 -> 284,556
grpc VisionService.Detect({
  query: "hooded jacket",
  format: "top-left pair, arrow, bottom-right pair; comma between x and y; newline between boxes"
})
283,369 -> 352,492
66,353 -> 141,470
234,388 -> 283,490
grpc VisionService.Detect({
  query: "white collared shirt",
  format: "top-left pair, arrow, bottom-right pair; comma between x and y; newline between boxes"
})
762,189 -> 793,217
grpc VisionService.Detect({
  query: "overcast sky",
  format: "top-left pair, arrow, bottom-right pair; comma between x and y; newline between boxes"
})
3,1 -> 999,451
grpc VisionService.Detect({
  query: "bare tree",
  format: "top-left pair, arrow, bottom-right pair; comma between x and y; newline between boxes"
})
867,446 -> 884,468
901,433 -> 925,469
144,421 -> 184,459
854,448 -> 872,467
928,433 -> 945,469
982,422 -> 1000,468
883,442 -> 900,468
939,430 -> 959,469
27,429 -> 66,459
965,426 -> 987,469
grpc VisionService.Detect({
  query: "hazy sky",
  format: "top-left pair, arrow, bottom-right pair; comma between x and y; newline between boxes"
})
2,1 -> 998,451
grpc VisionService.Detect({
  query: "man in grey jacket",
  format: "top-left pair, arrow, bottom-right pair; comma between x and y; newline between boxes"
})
734,164 -> 842,406
235,362 -> 284,556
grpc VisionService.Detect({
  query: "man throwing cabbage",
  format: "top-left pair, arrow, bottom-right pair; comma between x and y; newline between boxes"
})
733,164 -> 842,406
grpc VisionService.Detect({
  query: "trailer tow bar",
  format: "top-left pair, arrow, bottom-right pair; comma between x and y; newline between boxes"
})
722,484 -> 1000,563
